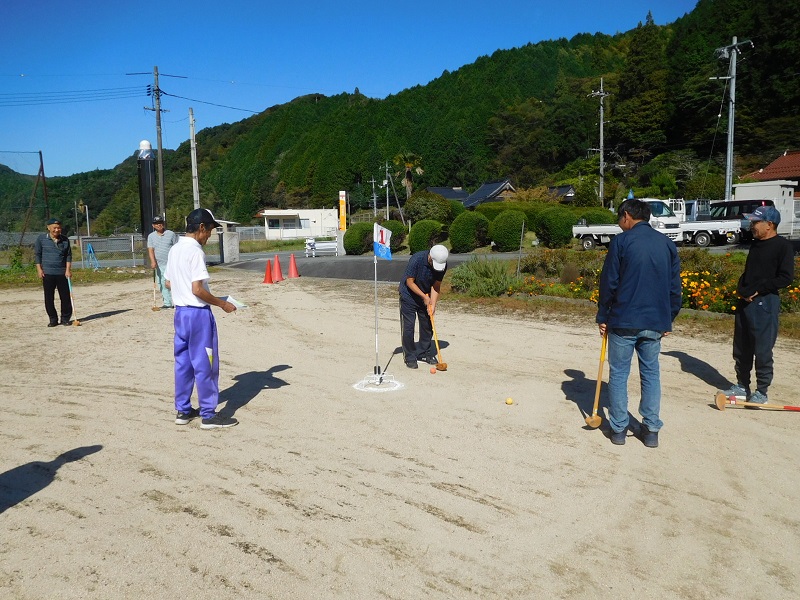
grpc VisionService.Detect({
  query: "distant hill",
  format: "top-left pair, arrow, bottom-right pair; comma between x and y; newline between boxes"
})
1,0 -> 798,236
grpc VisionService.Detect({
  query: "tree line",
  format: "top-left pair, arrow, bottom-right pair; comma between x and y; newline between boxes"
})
1,0 -> 798,236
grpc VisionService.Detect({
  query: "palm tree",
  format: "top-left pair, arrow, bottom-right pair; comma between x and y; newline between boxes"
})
393,152 -> 423,199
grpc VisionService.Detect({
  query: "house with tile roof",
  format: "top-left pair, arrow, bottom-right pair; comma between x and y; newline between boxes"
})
461,179 -> 517,209
744,150 -> 800,197
426,186 -> 469,202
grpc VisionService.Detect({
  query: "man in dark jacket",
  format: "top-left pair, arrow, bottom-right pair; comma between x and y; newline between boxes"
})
399,245 -> 448,369
721,206 -> 794,405
596,199 -> 682,448
34,218 -> 73,327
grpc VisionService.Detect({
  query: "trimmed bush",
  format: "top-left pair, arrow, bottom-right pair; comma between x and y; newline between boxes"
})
408,219 -> 445,254
534,207 -> 578,248
381,219 -> 407,251
404,190 -> 453,224
343,222 -> 373,255
489,210 -> 527,252
476,201 -> 551,227
574,207 -> 616,225
449,211 -> 490,253
449,199 -> 466,221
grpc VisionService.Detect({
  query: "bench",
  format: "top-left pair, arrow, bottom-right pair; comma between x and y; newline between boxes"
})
304,237 -> 339,258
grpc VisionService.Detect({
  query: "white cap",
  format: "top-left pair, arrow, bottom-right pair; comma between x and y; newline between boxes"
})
429,245 -> 448,271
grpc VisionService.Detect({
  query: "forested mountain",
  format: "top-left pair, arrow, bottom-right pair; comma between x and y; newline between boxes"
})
2,0 -> 799,236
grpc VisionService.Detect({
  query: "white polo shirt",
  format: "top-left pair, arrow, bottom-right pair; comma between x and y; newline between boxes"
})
164,236 -> 211,307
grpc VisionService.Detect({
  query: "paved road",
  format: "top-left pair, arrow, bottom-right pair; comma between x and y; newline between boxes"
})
223,251 -> 524,282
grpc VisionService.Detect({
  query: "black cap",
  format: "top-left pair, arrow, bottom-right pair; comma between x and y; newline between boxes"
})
46,218 -> 61,226
152,216 -> 165,224
186,208 -> 220,228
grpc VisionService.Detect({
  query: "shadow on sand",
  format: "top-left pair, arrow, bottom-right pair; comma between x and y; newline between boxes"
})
0,445 -> 103,514
218,365 -> 291,418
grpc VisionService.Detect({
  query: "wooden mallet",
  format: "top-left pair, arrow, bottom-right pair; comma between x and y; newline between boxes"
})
715,392 -> 800,412
585,331 -> 607,428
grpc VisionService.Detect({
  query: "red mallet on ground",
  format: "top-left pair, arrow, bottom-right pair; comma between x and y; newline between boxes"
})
715,392 -> 800,412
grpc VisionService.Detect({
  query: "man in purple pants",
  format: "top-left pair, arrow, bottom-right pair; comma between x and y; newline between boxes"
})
164,208 -> 238,429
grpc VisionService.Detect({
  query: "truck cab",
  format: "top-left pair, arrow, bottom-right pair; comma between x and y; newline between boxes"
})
703,199 -> 774,243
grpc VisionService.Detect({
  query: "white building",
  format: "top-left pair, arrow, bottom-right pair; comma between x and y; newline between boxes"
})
254,209 -> 339,240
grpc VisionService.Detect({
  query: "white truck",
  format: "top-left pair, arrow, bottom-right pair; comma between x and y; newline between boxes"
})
573,198 -> 738,249
733,180 -> 800,240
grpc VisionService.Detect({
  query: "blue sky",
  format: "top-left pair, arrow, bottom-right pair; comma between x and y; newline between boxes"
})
1,0 -> 698,177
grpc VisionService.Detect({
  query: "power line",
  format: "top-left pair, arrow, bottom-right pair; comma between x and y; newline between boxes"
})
159,90 -> 260,114
0,86 -> 145,107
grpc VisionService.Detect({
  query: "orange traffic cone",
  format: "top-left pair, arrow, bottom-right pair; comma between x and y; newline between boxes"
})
272,254 -> 285,283
262,260 -> 274,284
288,253 -> 300,278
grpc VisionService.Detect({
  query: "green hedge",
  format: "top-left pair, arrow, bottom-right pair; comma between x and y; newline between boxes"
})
475,201 -> 552,226
449,211 -> 490,253
408,219 -> 445,254
404,191 -> 453,224
534,207 -> 578,248
574,207 -> 616,225
489,210 -> 527,252
343,222 -> 374,255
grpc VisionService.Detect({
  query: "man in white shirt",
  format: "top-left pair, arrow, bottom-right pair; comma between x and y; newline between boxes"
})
165,208 -> 237,429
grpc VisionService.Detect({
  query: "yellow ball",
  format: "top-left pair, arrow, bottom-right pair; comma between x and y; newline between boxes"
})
505,397 -> 514,405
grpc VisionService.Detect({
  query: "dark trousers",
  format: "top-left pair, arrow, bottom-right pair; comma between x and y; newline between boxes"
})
42,274 -> 71,323
400,297 -> 433,363
733,294 -> 780,394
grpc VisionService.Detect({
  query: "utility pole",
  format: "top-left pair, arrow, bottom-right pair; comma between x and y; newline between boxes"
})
189,107 -> 200,209
369,176 -> 378,218
153,67 -> 166,217
712,36 -> 753,201
588,78 -> 610,206
384,162 -> 391,220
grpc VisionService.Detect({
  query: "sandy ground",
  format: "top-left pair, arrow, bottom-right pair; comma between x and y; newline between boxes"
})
1,267 -> 799,600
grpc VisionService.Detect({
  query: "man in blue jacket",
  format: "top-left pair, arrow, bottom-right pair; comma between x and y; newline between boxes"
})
596,199 -> 682,448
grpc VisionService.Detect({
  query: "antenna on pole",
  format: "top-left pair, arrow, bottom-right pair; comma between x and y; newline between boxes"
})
711,36 -> 753,201
588,78 -> 610,206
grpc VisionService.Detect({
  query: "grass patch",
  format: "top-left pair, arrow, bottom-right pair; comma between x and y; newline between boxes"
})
0,264 -> 151,289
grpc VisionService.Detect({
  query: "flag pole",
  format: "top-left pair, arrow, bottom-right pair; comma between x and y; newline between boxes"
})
373,254 -> 381,377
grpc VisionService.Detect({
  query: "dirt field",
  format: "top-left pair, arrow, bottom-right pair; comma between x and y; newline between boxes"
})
2,268 -> 799,599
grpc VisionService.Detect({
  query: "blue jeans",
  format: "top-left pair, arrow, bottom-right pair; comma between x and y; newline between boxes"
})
607,328 -> 664,433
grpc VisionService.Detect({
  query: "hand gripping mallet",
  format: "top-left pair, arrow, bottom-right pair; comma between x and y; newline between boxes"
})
67,277 -> 81,326
585,331 -> 607,428
715,392 -> 800,412
429,307 -> 448,371
152,269 -> 161,311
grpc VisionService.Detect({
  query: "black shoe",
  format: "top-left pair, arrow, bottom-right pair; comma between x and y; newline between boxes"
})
405,360 -> 419,369
610,428 -> 627,445
161,305 -> 174,309
200,413 -> 239,429
61,319 -> 72,326
175,407 -> 200,425
419,355 -> 438,365
639,425 -> 659,448
47,320 -> 59,327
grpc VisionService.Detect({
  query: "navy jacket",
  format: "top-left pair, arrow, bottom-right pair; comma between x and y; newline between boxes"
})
596,222 -> 682,332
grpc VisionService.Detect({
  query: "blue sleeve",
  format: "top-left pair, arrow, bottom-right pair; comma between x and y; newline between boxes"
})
596,237 -> 621,324
670,246 -> 682,321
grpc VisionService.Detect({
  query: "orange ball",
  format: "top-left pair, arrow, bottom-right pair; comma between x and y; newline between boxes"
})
430,367 -> 437,374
